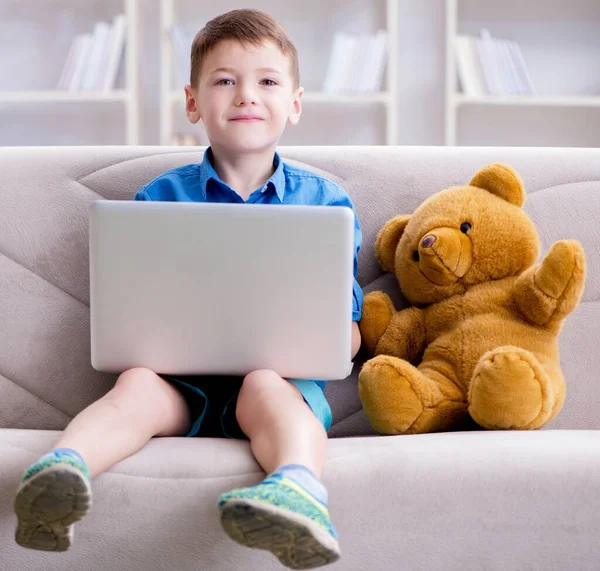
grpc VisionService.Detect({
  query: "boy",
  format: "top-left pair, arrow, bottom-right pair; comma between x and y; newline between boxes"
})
14,9 -> 362,570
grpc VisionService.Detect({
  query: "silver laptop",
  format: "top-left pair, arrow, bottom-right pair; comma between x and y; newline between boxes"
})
89,200 -> 355,380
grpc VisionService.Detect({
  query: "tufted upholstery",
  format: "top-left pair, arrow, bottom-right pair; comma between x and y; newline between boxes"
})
1,146 -> 599,571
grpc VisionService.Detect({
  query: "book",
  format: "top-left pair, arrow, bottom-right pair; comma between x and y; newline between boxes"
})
454,35 -> 486,96
170,25 -> 192,87
102,14 -> 127,91
68,33 -> 94,91
322,31 -> 387,93
57,35 -> 85,90
366,30 -> 387,92
81,21 -> 111,91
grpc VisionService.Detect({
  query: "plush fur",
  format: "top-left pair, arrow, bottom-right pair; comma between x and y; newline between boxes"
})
358,164 -> 586,434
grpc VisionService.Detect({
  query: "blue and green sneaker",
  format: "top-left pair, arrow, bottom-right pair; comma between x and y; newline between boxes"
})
218,472 -> 340,569
14,451 -> 92,552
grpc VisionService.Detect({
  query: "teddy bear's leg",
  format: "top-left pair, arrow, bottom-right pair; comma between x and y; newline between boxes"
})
358,355 -> 468,435
468,346 -> 565,430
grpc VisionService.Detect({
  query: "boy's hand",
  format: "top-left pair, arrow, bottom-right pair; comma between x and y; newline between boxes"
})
352,322 -> 361,358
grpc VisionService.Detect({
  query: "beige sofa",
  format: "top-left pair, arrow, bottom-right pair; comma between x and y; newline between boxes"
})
1,146 -> 599,571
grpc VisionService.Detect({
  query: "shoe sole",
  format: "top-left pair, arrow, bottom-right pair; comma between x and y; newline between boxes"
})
14,464 -> 91,552
220,498 -> 341,570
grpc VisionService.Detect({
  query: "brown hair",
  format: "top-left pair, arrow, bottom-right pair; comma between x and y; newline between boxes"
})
190,9 -> 299,89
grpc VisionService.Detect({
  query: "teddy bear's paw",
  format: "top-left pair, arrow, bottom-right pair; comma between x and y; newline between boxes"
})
359,355 -> 424,435
359,292 -> 395,355
535,240 -> 586,302
359,356 -> 467,434
468,346 -> 564,430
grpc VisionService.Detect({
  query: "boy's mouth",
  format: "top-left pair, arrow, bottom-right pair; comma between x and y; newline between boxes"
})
229,115 -> 264,122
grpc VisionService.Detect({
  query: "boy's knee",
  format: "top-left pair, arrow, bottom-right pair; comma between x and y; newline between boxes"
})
113,368 -> 175,408
242,369 -> 282,392
115,367 -> 158,391
238,370 -> 302,413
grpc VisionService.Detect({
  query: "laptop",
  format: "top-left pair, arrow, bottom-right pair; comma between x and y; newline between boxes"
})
89,200 -> 355,380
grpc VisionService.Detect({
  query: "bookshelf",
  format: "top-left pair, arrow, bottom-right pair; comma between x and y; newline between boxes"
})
159,0 -> 399,146
0,0 -> 140,145
444,0 -> 600,146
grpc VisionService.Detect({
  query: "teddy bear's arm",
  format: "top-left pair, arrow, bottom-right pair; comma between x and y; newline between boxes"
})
376,306 -> 427,363
512,240 -> 586,329
360,291 -> 427,362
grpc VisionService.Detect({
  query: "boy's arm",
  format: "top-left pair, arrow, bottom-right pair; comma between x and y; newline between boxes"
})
326,183 -> 364,359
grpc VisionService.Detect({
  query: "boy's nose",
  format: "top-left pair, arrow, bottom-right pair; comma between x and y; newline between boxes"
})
235,85 -> 256,106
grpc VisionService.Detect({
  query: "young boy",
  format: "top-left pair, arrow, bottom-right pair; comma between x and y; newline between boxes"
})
14,9 -> 362,570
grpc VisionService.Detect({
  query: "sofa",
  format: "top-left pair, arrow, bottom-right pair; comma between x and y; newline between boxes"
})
1,145 -> 599,571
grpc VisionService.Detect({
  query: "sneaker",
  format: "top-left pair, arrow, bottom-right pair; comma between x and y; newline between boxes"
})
219,473 -> 340,569
14,454 -> 92,551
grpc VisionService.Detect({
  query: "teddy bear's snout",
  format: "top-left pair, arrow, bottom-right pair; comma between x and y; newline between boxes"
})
418,227 -> 473,285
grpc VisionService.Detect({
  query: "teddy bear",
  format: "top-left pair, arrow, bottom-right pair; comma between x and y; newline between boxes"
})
358,163 -> 586,435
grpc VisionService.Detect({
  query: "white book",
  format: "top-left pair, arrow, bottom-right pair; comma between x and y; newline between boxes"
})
171,25 -> 192,87
101,14 -> 127,91
81,21 -> 111,91
500,39 -> 524,95
57,35 -> 83,90
359,34 -> 375,92
327,33 -> 352,93
68,33 -> 94,91
359,34 -> 377,92
351,34 -> 370,92
510,42 -> 536,95
476,29 -> 503,95
337,34 -> 357,93
454,35 -> 487,96
369,30 -> 387,92
322,33 -> 345,92
495,38 -> 519,95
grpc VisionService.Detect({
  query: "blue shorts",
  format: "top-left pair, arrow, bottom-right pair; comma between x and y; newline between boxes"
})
162,375 -> 332,439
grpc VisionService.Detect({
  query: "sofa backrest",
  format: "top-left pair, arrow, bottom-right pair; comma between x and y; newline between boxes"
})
1,146 -> 599,436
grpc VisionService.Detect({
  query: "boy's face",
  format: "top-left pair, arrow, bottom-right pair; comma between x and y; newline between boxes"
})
185,39 -> 302,154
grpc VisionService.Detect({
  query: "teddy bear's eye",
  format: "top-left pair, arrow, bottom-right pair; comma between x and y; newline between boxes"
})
460,222 -> 472,234
412,250 -> 420,262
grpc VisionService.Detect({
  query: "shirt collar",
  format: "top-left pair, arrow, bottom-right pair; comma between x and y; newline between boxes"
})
200,147 -> 285,202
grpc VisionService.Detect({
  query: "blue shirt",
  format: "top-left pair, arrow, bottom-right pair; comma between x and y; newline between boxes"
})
135,148 -> 363,321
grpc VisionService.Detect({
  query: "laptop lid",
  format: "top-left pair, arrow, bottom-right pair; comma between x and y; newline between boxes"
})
89,200 -> 354,380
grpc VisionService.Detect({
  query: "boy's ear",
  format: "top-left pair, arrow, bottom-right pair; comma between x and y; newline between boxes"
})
288,87 -> 303,126
185,85 -> 201,124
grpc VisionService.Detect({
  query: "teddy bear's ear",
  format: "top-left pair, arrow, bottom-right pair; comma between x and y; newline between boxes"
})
469,163 -> 525,207
375,215 -> 411,273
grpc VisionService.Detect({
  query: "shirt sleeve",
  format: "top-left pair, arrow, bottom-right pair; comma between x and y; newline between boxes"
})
327,184 -> 364,322
134,186 -> 152,201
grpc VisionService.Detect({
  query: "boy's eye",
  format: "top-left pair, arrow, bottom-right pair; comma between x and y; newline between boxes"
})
260,79 -> 278,86
215,78 -> 234,86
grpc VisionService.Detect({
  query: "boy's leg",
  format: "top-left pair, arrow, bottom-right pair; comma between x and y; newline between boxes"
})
219,370 -> 338,570
14,367 -> 190,551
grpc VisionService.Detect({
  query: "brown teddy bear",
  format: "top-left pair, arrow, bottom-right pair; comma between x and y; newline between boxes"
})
358,163 -> 586,435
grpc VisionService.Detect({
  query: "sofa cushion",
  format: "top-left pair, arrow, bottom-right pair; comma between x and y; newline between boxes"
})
1,428 -> 599,570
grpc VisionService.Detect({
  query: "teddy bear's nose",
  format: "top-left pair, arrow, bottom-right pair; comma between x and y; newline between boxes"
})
421,235 -> 436,248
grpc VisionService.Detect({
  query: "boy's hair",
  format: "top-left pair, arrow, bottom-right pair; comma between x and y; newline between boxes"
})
190,9 -> 300,89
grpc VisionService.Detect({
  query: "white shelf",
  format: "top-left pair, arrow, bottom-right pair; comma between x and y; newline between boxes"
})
0,90 -> 131,103
444,0 -> 600,146
168,90 -> 391,106
454,94 -> 600,108
0,0 -> 140,145
160,0 -> 399,145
